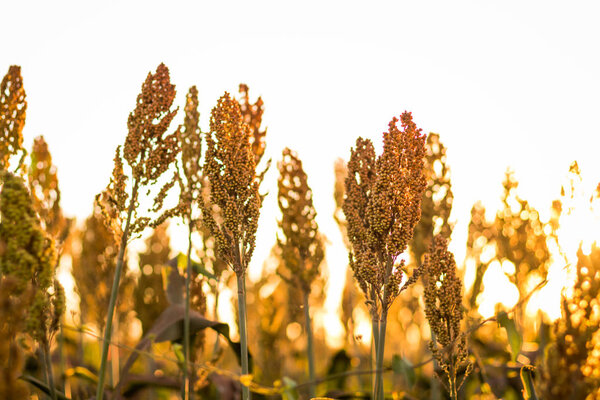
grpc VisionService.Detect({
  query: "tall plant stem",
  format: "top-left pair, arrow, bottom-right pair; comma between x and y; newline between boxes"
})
429,328 -> 441,400
236,273 -> 250,400
96,180 -> 139,400
371,313 -> 380,400
374,310 -> 387,400
43,339 -> 58,400
211,283 -> 221,355
182,220 -> 193,400
303,291 -> 316,399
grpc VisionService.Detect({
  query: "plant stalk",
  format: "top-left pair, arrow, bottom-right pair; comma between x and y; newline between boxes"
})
236,273 -> 250,400
182,220 -> 193,400
43,340 -> 58,400
374,311 -> 387,400
303,291 -> 316,399
371,312 -> 380,400
211,282 -> 221,356
95,180 -> 138,400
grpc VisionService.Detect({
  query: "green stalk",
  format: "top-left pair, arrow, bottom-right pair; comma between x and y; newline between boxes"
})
371,313 -> 379,400
43,340 -> 58,400
374,310 -> 387,400
303,291 -> 316,399
236,273 -> 250,400
182,220 -> 193,400
96,181 -> 138,400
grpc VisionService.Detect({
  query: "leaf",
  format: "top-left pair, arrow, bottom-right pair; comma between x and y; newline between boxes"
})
325,349 -> 351,391
520,365 -> 538,400
280,376 -> 299,400
239,374 -> 253,388
116,303 -> 252,396
392,354 -> 416,388
19,375 -> 69,400
497,311 -> 522,361
65,366 -> 99,385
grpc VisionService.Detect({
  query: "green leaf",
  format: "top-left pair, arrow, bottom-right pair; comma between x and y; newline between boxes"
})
497,311 -> 522,361
280,376 -> 299,400
392,354 -> 416,388
520,366 -> 538,400
65,366 -> 99,385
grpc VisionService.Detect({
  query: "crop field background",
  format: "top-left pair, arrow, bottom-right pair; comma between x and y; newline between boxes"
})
1,1 -> 600,400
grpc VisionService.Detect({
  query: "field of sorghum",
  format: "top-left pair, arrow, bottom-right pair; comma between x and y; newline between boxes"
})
0,63 -> 599,400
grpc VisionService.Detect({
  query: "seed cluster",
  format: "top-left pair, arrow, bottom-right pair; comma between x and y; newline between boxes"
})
277,148 -> 324,293
0,172 -> 64,343
343,112 -> 427,312
238,83 -> 267,166
0,66 -> 27,170
422,236 -> 470,390
202,92 -> 261,275
177,86 -> 202,219
97,63 -> 181,237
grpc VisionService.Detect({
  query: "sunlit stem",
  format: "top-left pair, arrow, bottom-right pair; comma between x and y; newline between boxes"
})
303,291 -> 316,399
212,282 -> 221,355
236,273 -> 250,400
96,180 -> 139,400
183,219 -> 193,400
374,310 -> 387,400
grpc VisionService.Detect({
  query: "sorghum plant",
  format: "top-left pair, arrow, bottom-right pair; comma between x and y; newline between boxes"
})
277,148 -> 325,398
238,83 -> 267,167
95,63 -> 181,400
0,172 -> 65,400
0,65 -> 27,171
343,113 -> 427,400
466,201 -> 494,309
176,85 -> 202,400
201,92 -> 262,400
422,236 -> 471,400
538,244 -> 600,399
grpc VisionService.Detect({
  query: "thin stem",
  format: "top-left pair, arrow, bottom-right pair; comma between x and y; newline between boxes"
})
303,291 -> 316,399
371,312 -> 379,400
236,273 -> 250,400
374,310 -> 387,400
96,180 -> 139,400
211,282 -> 221,355
43,340 -> 58,400
183,220 -> 193,400
58,316 -> 66,395
429,328 -> 441,400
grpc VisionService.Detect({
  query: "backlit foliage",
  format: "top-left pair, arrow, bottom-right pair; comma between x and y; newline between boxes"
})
538,244 -> 600,399
466,201 -> 494,308
0,65 -> 27,170
0,276 -> 30,400
411,132 -> 454,265
201,92 -> 262,275
494,170 -> 550,297
72,205 -> 134,331
343,113 -> 427,314
277,148 -> 324,293
133,223 -> 171,334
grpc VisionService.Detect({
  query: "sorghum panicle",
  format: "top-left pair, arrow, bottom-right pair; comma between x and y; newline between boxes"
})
238,84 -> 267,166
343,112 -> 427,312
0,65 -> 27,170
423,235 -> 470,393
202,92 -> 261,274
277,147 -> 324,293
97,63 -> 181,236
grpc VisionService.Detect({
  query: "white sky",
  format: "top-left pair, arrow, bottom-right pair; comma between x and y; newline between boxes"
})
3,0 -> 600,338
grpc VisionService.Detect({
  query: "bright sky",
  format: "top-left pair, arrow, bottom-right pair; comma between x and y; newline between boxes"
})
3,1 -> 600,341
